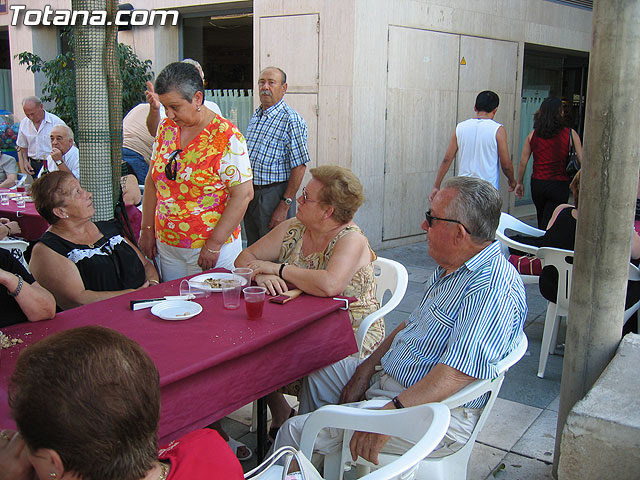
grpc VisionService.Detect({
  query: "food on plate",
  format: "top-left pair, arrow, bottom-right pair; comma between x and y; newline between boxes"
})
203,277 -> 222,289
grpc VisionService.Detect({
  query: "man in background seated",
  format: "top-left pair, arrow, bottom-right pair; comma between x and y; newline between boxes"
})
0,153 -> 18,188
274,176 -> 527,463
41,125 -> 79,178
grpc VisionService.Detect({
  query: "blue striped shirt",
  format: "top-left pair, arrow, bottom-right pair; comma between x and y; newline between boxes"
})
381,241 -> 527,408
245,100 -> 311,185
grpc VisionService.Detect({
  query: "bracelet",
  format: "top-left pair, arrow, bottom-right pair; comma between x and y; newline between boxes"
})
148,279 -> 159,285
391,396 -> 405,409
142,225 -> 153,230
279,262 -> 288,279
206,248 -> 220,255
8,274 -> 23,298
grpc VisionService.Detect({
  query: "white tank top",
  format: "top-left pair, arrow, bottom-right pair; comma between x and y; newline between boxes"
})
455,118 -> 502,189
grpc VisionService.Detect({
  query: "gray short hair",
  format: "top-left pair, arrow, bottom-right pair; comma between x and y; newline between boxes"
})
22,96 -> 42,107
52,124 -> 74,141
261,66 -> 287,84
155,62 -> 204,102
441,176 -> 502,243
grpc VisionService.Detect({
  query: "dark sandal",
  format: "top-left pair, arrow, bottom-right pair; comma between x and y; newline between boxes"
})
268,407 -> 296,442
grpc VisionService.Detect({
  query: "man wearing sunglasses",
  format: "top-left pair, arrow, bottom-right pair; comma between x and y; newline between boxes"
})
274,176 -> 527,465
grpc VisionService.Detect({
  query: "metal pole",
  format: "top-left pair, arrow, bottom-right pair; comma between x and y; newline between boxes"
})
553,0 -> 640,476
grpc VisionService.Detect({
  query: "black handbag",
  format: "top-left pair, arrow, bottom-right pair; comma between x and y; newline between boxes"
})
566,129 -> 580,178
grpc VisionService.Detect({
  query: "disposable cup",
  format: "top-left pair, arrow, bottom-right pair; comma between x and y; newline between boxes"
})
221,278 -> 242,310
179,279 -> 211,299
243,286 -> 266,320
0,193 -> 8,206
15,195 -> 25,209
232,267 -> 253,288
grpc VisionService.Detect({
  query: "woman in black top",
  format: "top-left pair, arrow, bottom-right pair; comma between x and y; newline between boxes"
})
29,171 -> 159,310
0,248 -> 55,327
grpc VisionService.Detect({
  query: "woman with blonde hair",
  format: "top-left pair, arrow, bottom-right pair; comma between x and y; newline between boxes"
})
236,165 -> 381,439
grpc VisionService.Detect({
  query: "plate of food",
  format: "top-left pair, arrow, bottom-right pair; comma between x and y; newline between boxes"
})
188,273 -> 248,292
150,300 -> 202,321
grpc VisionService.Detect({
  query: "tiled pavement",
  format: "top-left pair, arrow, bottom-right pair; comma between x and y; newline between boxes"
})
223,238 -> 562,479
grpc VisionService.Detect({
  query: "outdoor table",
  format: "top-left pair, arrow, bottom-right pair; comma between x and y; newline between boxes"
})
0,191 -> 49,240
0,271 -> 357,457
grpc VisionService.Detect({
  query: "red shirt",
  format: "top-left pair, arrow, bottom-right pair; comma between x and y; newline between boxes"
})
530,127 -> 571,181
159,429 -> 244,479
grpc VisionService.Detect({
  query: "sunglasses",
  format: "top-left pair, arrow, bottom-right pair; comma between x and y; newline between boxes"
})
301,186 -> 320,203
425,209 -> 472,234
165,149 -> 182,181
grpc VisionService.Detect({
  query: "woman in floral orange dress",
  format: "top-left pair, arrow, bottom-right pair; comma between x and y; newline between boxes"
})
139,62 -> 253,281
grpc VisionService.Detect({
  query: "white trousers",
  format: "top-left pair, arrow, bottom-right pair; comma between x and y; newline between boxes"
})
274,356 -> 481,459
156,235 -> 243,282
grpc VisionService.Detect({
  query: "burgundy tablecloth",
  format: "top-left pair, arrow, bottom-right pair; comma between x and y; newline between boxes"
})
0,194 -> 49,241
0,273 -> 357,443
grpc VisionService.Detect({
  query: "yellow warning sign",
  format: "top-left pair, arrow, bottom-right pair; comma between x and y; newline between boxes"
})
460,57 -> 466,65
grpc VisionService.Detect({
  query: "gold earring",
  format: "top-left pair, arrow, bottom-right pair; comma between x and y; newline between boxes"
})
50,473 -> 57,480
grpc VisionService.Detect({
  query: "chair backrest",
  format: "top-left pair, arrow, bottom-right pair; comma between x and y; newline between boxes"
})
496,212 -> 544,256
536,247 -> 574,310
373,257 -> 409,307
0,238 -> 29,271
299,402 -> 450,480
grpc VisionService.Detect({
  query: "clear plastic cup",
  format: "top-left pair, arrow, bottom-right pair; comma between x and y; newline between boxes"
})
221,278 -> 242,310
0,193 -> 8,206
232,267 -> 253,288
179,279 -> 211,299
243,286 -> 267,320
15,195 -> 25,209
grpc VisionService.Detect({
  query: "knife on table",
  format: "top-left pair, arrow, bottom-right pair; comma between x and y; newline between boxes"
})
130,295 -> 194,311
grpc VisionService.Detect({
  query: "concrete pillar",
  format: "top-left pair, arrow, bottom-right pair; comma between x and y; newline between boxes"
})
553,0 -> 640,476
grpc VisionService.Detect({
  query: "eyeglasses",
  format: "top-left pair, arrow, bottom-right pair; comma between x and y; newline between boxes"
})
165,149 -> 182,181
301,186 -> 320,204
425,209 -> 472,234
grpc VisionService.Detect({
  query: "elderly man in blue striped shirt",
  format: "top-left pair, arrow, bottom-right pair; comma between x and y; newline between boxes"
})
243,67 -> 311,246
274,176 -> 527,464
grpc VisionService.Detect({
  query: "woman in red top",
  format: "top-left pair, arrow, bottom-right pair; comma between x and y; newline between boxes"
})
515,97 -> 583,229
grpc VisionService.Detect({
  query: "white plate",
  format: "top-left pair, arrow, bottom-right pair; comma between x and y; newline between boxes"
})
150,300 -> 202,321
188,272 -> 247,292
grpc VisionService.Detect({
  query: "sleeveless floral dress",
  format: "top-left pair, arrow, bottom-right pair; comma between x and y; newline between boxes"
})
279,219 -> 384,357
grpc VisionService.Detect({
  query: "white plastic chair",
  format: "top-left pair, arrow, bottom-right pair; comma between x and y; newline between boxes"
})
356,257 -> 409,355
0,237 -> 29,271
536,248 -> 640,378
495,212 -> 545,285
322,333 -> 528,480
249,257 -> 409,433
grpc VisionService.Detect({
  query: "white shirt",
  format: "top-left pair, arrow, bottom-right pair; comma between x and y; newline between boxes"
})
456,118 -> 502,189
159,99 -> 222,119
16,111 -> 66,160
42,144 -> 80,179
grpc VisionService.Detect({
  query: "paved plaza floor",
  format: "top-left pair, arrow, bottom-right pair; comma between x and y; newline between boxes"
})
224,236 -> 561,479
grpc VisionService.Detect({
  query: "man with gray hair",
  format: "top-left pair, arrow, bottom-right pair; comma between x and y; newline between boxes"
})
243,66 -> 311,245
41,124 -> 79,178
274,176 -> 527,463
16,96 -> 66,178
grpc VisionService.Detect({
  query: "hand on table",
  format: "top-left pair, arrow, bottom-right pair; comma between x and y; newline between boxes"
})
0,430 -> 37,480
255,274 -> 287,296
247,260 -> 280,277
349,430 -> 391,465
0,220 -> 20,239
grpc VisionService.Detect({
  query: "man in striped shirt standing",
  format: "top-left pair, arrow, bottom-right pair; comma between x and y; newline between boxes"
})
274,176 -> 527,463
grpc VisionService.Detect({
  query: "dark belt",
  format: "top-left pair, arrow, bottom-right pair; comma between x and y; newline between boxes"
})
253,180 -> 287,190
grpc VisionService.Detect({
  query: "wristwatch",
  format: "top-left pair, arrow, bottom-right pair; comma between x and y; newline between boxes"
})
55,158 -> 63,166
281,196 -> 293,205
